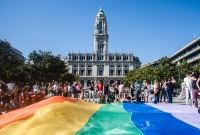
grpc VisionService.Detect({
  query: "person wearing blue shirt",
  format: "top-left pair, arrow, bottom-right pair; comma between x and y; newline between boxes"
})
134,79 -> 141,91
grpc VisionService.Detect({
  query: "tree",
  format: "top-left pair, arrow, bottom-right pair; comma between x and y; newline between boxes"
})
0,39 -> 25,81
193,60 -> 200,72
27,50 -> 77,83
179,59 -> 192,80
124,57 -> 178,85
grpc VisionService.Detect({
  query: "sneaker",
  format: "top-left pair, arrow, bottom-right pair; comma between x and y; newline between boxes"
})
192,105 -> 196,108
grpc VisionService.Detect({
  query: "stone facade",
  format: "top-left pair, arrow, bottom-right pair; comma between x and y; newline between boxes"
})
66,8 -> 141,87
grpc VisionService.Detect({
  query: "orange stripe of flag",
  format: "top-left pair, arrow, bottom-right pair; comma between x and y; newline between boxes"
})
0,96 -> 77,128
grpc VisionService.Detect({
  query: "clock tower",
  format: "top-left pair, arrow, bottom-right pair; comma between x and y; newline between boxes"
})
93,7 -> 109,54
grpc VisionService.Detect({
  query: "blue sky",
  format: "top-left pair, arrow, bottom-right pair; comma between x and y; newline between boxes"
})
0,0 -> 200,64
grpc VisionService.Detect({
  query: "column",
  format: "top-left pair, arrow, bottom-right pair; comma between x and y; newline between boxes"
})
122,63 -> 124,76
115,63 -> 117,77
85,62 -> 87,77
77,63 -> 80,75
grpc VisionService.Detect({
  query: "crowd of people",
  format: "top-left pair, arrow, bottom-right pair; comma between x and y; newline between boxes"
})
0,79 -> 81,115
1,71 -> 200,115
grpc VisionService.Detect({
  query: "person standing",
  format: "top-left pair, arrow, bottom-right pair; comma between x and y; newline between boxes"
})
71,81 -> 76,99
40,82 -> 46,96
103,82 -> 110,102
112,81 -> 119,101
154,79 -> 160,103
130,82 -> 136,100
166,77 -> 176,104
97,80 -> 103,102
134,79 -> 141,101
7,80 -> 15,96
118,81 -> 125,101
184,72 -> 193,106
52,82 -> 59,96
88,80 -> 95,102
189,71 -> 200,108
159,80 -> 167,103
142,80 -> 149,103
33,81 -> 40,95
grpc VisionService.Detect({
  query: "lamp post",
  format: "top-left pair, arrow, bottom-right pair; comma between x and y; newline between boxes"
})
30,60 -> 34,84
177,61 -> 181,90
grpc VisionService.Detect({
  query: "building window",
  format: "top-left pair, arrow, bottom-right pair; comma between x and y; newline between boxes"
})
110,70 -> 114,76
125,70 -> 128,75
73,70 -> 77,75
117,70 -> 121,76
99,71 -> 103,76
88,70 -> 91,76
99,21 -> 102,30
80,70 -> 84,76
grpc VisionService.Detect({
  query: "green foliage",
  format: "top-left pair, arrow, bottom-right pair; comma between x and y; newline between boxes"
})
193,60 -> 200,72
0,40 -> 25,81
27,50 -> 77,83
124,57 -> 200,85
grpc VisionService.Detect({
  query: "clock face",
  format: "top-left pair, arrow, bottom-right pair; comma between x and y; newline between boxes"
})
99,38 -> 103,43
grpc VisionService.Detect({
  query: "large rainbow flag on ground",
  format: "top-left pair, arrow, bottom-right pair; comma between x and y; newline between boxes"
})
0,96 -> 200,135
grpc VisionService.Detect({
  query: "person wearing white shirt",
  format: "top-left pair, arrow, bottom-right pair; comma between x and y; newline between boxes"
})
7,81 -> 15,96
33,82 -> 40,95
184,72 -> 193,106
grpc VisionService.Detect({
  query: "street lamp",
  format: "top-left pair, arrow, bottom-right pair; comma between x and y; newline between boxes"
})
177,61 -> 181,90
30,60 -> 34,83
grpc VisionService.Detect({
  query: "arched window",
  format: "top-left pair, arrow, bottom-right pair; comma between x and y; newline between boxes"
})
110,80 -> 114,86
87,80 -> 91,87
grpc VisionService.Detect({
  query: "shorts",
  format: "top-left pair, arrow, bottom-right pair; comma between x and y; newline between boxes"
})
71,89 -> 76,94
114,89 -> 119,94
98,91 -> 103,94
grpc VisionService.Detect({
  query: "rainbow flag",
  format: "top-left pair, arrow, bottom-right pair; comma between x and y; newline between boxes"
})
0,97 -> 200,135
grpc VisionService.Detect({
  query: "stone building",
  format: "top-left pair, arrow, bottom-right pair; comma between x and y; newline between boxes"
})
66,8 -> 141,87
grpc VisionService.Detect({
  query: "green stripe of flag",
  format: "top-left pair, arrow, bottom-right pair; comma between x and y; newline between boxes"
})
76,103 -> 143,135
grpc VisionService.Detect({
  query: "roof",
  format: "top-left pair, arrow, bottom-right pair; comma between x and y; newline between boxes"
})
170,37 -> 200,58
97,7 -> 105,17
